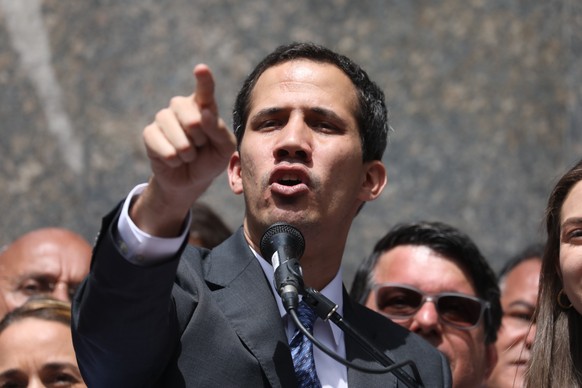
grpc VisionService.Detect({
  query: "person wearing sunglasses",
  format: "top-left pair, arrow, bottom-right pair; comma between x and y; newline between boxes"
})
350,221 -> 502,388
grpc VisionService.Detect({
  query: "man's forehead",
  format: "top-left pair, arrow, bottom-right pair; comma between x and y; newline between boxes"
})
249,61 -> 358,117
0,253 -> 63,277
503,259 -> 541,294
254,60 -> 354,93
378,245 -> 479,293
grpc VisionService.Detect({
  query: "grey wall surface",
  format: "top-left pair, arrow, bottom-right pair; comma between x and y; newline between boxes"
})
1,0 -> 580,287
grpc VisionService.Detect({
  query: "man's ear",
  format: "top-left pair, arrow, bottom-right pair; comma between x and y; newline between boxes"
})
358,160 -> 387,202
228,151 -> 243,195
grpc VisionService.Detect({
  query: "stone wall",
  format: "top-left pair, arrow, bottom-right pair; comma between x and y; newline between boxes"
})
0,0 -> 580,286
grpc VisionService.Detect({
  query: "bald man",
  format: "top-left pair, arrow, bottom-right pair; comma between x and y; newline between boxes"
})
0,228 -> 91,318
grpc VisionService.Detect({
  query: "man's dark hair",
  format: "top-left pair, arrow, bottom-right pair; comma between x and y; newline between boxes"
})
350,221 -> 502,344
232,42 -> 389,162
498,243 -> 544,285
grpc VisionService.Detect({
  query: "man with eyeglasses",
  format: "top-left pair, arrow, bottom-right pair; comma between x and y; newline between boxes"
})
350,221 -> 502,388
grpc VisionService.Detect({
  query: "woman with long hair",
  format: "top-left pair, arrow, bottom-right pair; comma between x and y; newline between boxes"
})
527,158 -> 582,387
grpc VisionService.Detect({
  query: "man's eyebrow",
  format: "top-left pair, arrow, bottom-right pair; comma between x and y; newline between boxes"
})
15,273 -> 50,279
13,272 -> 58,284
250,106 -> 348,124
0,368 -> 24,378
44,362 -> 81,371
309,107 -> 348,125
250,107 -> 285,119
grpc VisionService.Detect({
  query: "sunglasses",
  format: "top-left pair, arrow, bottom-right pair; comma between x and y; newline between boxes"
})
370,283 -> 490,330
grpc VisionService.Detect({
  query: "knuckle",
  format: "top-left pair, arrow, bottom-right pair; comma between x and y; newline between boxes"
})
169,96 -> 187,109
176,142 -> 193,154
143,123 -> 157,139
154,108 -> 170,123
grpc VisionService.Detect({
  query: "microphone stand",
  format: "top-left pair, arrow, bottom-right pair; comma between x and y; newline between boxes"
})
302,287 -> 424,388
260,223 -> 422,387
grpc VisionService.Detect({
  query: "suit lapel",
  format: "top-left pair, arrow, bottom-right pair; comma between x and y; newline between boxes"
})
204,229 -> 297,388
343,289 -> 400,388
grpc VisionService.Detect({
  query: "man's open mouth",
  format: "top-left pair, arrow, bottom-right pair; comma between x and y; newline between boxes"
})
278,174 -> 302,186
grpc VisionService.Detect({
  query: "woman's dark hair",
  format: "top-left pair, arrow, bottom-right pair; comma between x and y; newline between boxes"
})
527,158 -> 582,387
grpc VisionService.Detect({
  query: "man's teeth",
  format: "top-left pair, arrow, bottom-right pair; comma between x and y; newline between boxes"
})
281,174 -> 299,181
279,174 -> 301,185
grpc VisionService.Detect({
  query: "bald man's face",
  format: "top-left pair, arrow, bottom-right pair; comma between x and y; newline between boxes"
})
0,229 -> 91,317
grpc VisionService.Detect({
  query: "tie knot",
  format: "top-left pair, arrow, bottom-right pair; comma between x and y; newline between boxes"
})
296,301 -> 318,332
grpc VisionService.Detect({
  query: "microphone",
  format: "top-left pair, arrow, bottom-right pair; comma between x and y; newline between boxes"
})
260,223 -> 305,311
261,224 -> 422,387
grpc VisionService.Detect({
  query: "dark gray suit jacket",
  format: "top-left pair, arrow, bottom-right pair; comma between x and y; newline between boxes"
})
72,207 -> 451,387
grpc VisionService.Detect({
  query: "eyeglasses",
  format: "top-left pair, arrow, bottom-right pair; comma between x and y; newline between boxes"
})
370,282 -> 490,330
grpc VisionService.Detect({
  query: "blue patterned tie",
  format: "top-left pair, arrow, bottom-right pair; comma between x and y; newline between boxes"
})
290,301 -> 322,388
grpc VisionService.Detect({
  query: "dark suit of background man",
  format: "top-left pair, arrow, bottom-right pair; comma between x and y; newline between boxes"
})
72,42 -> 452,387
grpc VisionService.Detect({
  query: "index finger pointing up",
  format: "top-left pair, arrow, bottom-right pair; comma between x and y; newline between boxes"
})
193,64 -> 218,113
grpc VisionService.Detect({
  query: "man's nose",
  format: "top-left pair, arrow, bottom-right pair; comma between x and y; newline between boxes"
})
525,323 -> 536,349
273,118 -> 313,161
410,300 -> 440,334
51,282 -> 71,302
28,376 -> 44,388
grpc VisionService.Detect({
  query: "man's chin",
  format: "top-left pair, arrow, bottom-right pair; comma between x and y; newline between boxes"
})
264,209 -> 311,225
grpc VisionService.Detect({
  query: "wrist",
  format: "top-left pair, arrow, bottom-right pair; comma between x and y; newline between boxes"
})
129,178 -> 193,237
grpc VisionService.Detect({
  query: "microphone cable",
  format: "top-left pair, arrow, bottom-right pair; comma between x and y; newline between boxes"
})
287,289 -> 424,388
260,223 -> 424,387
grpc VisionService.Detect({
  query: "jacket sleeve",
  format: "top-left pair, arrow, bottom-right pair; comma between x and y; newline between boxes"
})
71,204 -> 187,388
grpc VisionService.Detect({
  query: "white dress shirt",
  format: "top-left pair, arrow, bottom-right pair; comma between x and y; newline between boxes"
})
116,184 -> 348,387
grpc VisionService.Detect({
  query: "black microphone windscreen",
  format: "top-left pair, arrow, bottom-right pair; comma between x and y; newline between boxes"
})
260,223 -> 305,262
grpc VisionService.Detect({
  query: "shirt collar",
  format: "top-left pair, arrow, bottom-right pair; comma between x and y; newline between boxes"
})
251,246 -> 344,348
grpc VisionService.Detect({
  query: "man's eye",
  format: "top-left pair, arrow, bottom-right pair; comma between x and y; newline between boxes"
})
47,372 -> 82,387
309,120 -> 340,134
1,382 -> 26,388
19,279 -> 51,295
0,374 -> 27,388
258,120 -> 282,130
315,121 -> 335,130
513,312 -> 532,321
505,310 -> 534,323
20,280 -> 42,294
